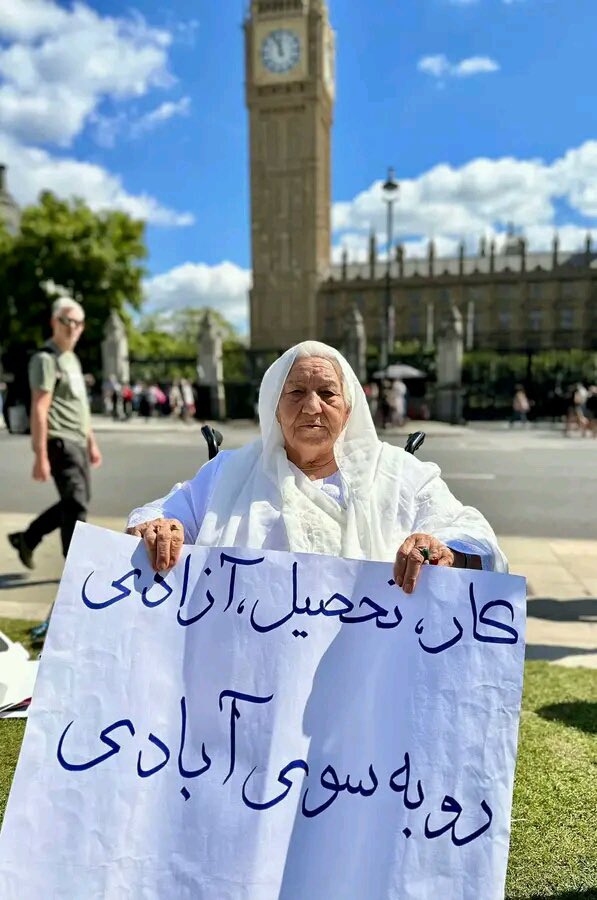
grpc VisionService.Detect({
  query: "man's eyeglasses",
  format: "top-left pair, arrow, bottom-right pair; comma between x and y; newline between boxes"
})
58,316 -> 84,328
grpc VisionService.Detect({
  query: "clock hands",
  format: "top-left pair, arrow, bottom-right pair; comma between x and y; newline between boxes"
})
262,30 -> 299,73
274,34 -> 284,58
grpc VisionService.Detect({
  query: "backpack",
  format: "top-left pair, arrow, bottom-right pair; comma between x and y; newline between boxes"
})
3,344 -> 61,435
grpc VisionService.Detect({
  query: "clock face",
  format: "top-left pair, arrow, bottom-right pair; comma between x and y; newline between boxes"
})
261,29 -> 301,75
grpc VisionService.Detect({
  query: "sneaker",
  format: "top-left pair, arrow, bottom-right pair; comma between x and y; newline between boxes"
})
8,532 -> 35,570
30,619 -> 49,642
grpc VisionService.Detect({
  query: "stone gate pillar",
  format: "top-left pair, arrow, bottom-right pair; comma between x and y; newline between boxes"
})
197,310 -> 226,420
342,304 -> 367,384
435,304 -> 464,424
101,310 -> 130,385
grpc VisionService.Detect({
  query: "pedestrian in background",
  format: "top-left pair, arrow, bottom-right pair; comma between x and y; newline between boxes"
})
365,381 -> 379,423
565,383 -> 589,437
122,383 -> 134,420
180,378 -> 196,422
510,385 -> 530,427
139,382 -> 156,420
391,378 -> 407,427
380,380 -> 394,430
584,385 -> 597,438
169,380 -> 183,419
8,297 -> 102,570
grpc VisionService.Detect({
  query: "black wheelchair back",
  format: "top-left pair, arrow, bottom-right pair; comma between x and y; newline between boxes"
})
201,425 -> 425,460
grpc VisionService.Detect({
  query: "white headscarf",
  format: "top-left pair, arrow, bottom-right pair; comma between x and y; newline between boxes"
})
197,341 -> 506,569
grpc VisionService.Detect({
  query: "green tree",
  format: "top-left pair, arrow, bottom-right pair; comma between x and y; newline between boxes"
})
128,307 -> 248,382
0,191 -> 147,372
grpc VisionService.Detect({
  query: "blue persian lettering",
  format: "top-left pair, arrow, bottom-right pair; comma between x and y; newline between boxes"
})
56,694 -> 493,847
220,553 -> 266,612
57,718 -> 135,770
82,569 -> 141,610
177,554 -> 214,626
142,574 -> 173,609
389,752 -> 425,809
242,759 -> 309,811
219,689 -> 274,785
424,796 -> 493,847
80,557 -> 517,656
178,696 -> 211,780
137,733 -> 170,778
469,584 -> 518,644
415,581 -> 519,654
415,616 -> 464,654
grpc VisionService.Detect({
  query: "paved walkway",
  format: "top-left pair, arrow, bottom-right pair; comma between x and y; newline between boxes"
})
0,513 -> 594,669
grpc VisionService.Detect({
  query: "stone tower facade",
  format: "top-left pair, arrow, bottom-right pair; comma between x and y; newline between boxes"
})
245,0 -> 335,349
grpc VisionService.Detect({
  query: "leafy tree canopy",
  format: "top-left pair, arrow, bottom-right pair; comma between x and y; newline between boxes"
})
0,191 -> 147,370
129,306 -> 247,382
131,306 -> 239,357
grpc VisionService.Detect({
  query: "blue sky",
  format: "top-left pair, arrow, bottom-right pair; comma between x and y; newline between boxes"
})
1,0 -> 596,331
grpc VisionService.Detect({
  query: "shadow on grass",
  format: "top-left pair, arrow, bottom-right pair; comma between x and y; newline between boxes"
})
525,644 -> 595,663
527,598 -> 597,623
518,892 -> 597,899
537,701 -> 597,735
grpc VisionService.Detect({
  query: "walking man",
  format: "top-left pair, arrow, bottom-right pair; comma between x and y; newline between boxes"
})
8,297 -> 102,569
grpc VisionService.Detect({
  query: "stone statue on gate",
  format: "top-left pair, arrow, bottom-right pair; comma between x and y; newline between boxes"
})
435,304 -> 464,424
101,310 -> 130,385
197,310 -> 226,420
342,304 -> 367,385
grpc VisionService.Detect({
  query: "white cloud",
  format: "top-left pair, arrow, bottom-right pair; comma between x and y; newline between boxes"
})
0,0 -> 68,41
0,134 -> 194,227
93,97 -> 192,147
0,1 -> 193,227
418,54 -> 500,80
454,56 -> 499,76
418,55 -> 450,79
332,140 -> 597,257
131,97 -> 191,136
551,142 -> 597,218
0,2 -> 173,147
144,262 -> 252,333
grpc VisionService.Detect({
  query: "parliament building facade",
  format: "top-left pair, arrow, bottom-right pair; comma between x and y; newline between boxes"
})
245,0 -> 597,355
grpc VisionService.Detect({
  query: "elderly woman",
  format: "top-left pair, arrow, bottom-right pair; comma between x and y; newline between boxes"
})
127,342 -> 506,590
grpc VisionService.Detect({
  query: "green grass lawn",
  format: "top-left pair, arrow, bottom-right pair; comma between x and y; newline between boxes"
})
0,617 -> 595,898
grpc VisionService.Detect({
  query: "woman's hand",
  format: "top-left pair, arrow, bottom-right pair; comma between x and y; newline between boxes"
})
127,518 -> 185,572
394,532 -> 456,595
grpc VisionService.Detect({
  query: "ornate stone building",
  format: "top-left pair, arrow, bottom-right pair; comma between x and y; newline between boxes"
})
320,232 -> 597,353
245,1 -> 597,354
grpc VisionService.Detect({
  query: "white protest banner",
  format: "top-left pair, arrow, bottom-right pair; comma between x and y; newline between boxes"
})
0,523 -> 526,900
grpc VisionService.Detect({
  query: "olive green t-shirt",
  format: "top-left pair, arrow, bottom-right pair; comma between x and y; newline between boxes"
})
28,341 -> 91,446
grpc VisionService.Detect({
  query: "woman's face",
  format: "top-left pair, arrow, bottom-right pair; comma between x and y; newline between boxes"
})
277,357 -> 350,460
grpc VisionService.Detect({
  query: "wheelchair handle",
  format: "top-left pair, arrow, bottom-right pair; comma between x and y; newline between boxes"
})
404,431 -> 426,455
201,425 -> 223,460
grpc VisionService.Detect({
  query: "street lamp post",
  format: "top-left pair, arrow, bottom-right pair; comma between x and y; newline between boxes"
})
380,167 -> 399,370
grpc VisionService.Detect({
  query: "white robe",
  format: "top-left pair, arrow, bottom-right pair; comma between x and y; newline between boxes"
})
128,342 -> 507,572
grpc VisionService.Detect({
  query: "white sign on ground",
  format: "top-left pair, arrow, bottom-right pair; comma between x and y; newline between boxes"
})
0,523 -> 526,900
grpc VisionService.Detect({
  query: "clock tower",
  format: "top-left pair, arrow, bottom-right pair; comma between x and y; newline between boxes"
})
245,0 -> 335,349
